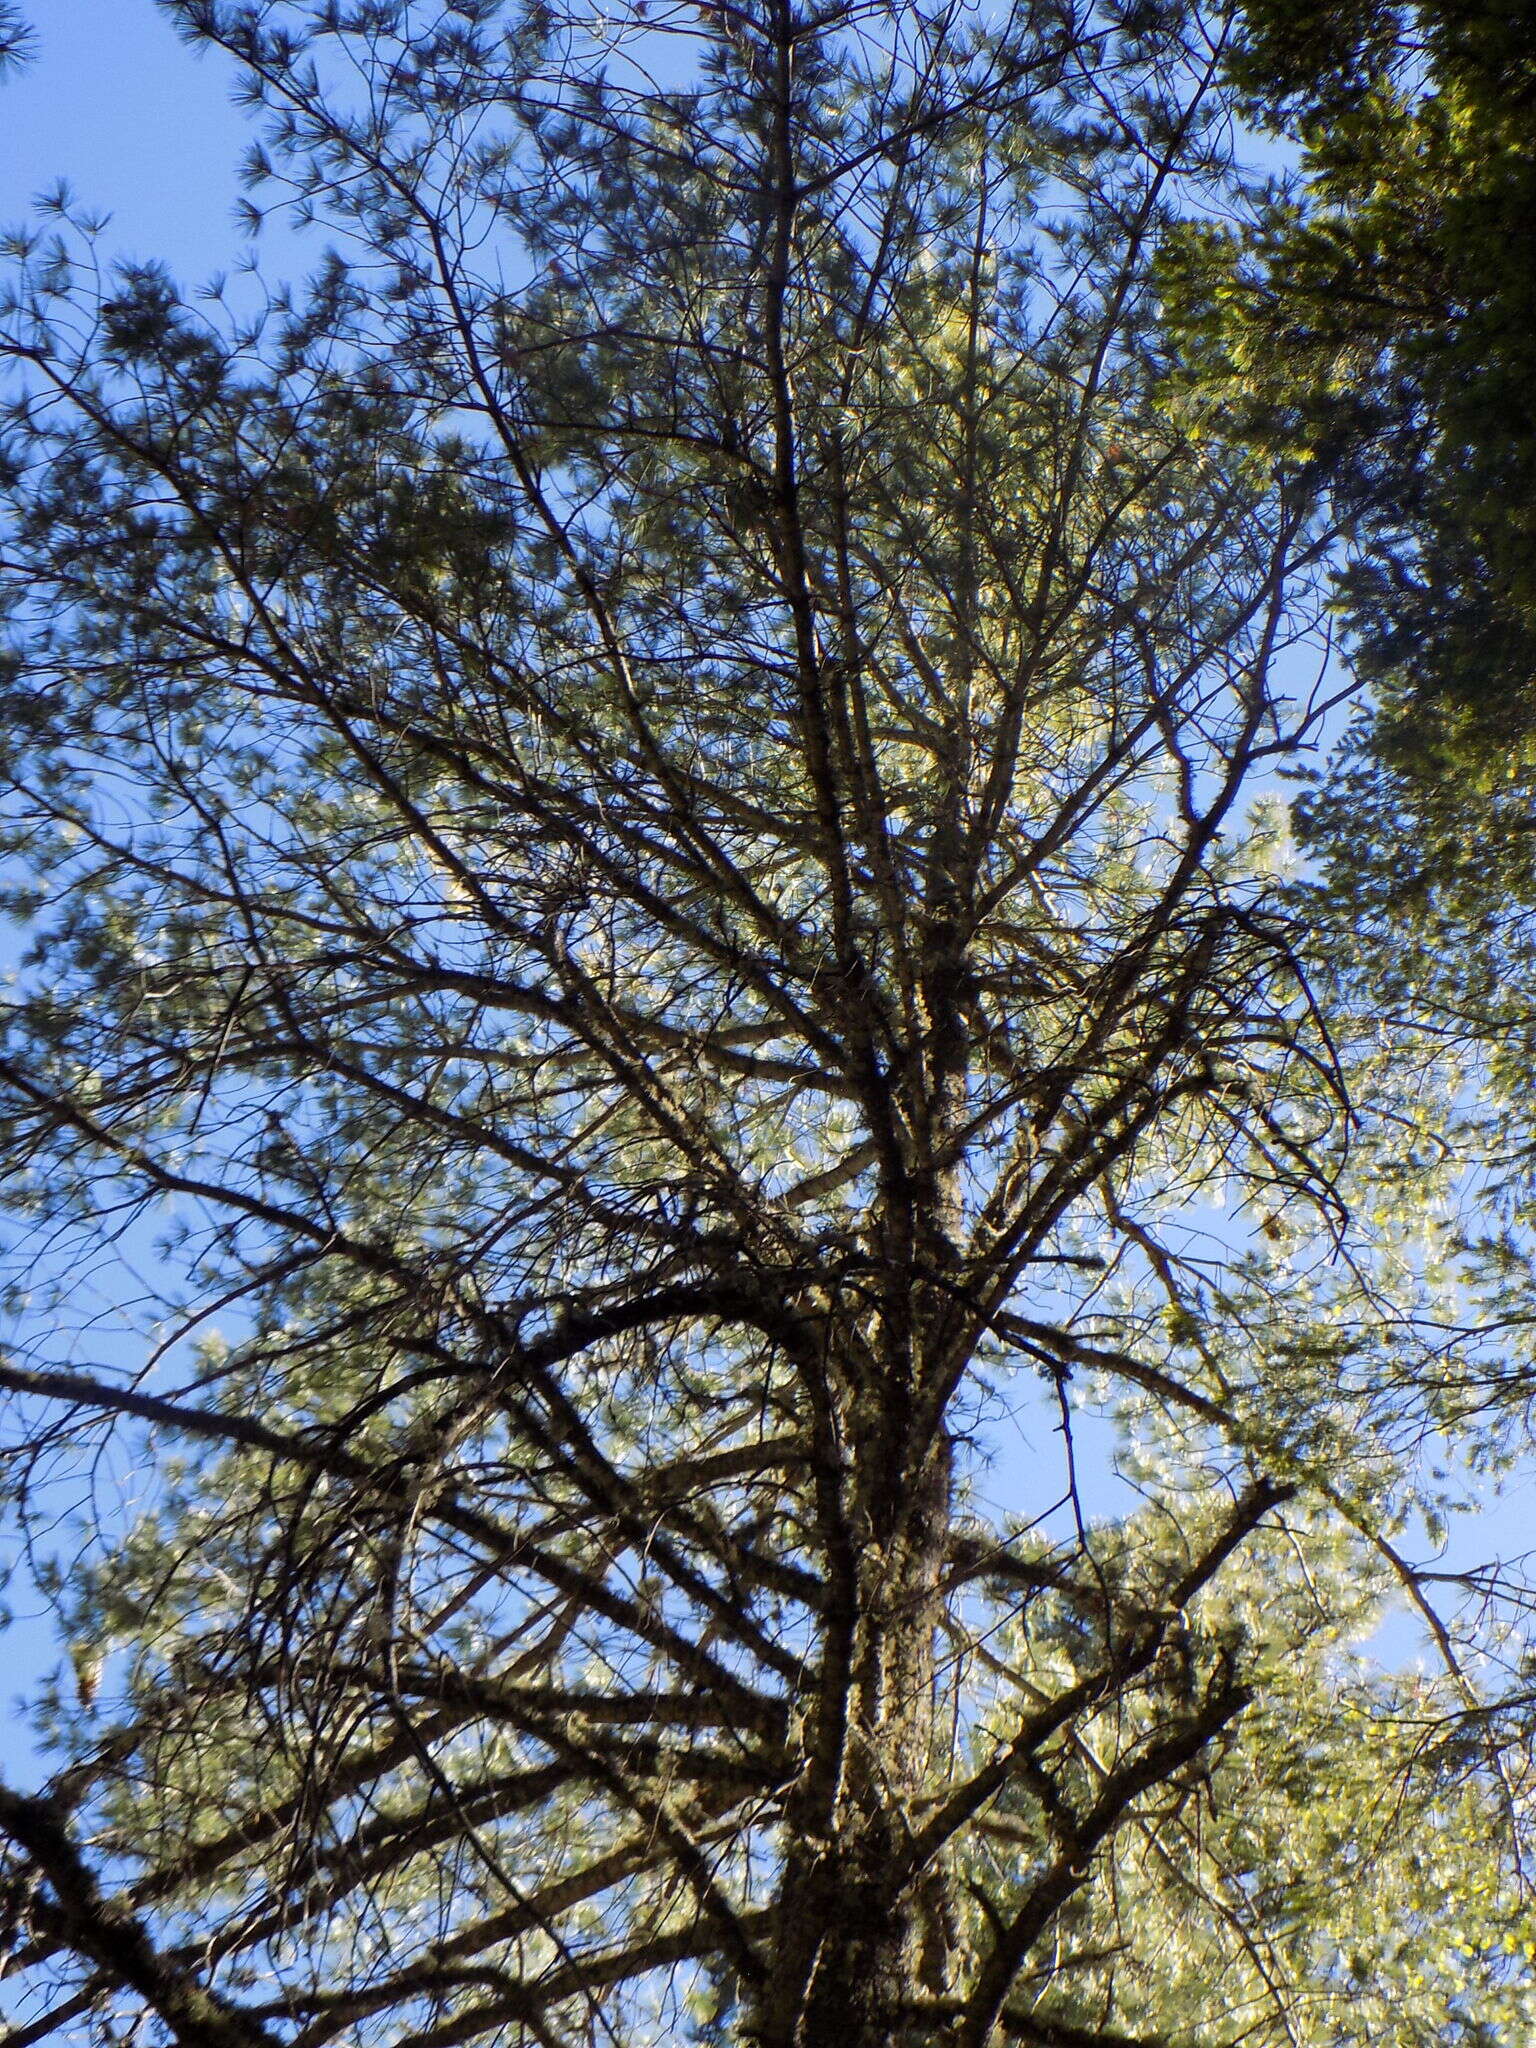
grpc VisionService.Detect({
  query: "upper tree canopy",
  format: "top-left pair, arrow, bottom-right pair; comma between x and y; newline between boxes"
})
0,4 -> 1532,2045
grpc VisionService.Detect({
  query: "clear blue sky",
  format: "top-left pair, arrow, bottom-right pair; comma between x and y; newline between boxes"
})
0,0 -> 277,283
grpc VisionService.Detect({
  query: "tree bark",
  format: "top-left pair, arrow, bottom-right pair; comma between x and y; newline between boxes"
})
761,1398 -> 955,2048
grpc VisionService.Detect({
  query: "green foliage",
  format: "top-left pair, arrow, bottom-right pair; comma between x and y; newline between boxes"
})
0,5 -> 1529,2047
971,1503 -> 1536,2043
1159,1 -> 1536,1295
1165,0 -> 1536,765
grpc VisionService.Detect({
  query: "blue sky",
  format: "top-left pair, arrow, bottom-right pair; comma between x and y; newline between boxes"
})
0,3 -> 263,283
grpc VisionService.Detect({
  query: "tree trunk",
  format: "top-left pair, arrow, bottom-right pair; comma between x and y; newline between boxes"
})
760,1418 -> 954,2048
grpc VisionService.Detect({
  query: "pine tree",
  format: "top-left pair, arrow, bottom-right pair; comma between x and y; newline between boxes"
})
0,5 -> 1531,2046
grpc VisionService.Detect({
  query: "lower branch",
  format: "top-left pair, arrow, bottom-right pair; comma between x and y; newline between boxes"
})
0,1785 -> 282,2048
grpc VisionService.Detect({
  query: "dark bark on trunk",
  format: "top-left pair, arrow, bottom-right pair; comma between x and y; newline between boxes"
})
759,1412 -> 955,2048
